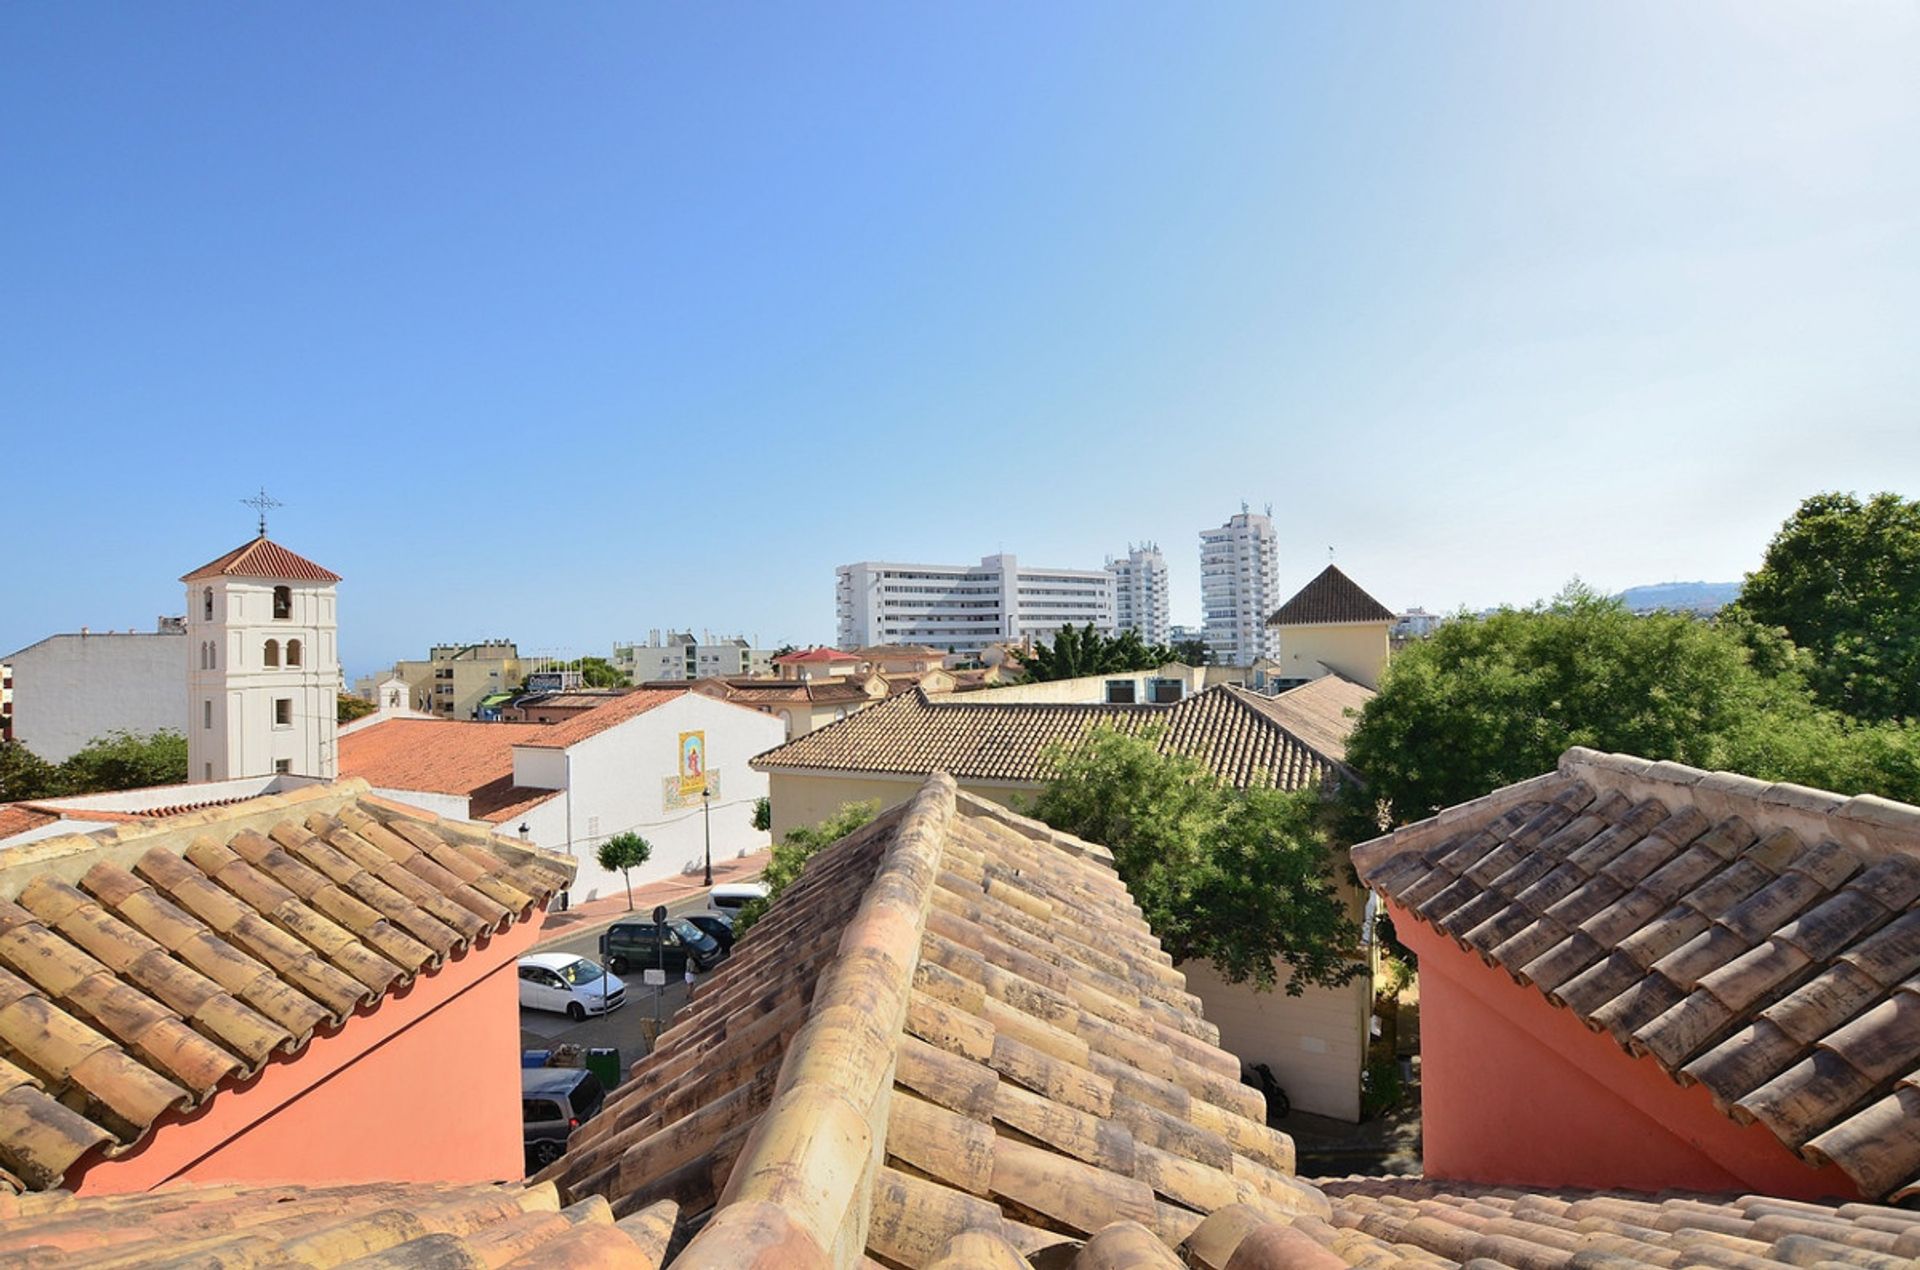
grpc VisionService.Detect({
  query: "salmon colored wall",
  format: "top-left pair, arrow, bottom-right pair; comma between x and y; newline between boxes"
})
74,913 -> 547,1194
1401,906 -> 1859,1200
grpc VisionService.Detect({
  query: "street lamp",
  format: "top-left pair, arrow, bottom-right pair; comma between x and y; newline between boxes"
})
701,782 -> 713,887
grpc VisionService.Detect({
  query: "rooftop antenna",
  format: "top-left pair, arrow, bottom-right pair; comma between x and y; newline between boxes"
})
241,487 -> 282,537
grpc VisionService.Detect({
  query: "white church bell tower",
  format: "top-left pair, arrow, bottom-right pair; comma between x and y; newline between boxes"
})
184,512 -> 341,783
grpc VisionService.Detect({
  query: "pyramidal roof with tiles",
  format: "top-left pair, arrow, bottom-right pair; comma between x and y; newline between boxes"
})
1355,746 -> 1920,1203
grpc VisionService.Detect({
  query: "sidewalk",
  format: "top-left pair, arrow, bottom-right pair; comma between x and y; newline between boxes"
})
535,848 -> 772,944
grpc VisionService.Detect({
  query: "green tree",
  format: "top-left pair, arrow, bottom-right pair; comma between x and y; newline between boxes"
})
337,693 -> 378,724
751,796 -> 772,833
1345,583 -> 1920,826
1732,491 -> 1920,723
595,832 -> 653,908
1027,729 -> 1362,993
1169,638 -> 1211,666
565,656 -> 629,689
60,730 -> 188,794
0,742 -> 66,801
1018,624 -> 1178,682
730,800 -> 879,935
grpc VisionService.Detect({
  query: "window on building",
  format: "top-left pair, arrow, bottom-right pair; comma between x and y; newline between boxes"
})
274,759 -> 291,774
263,639 -> 280,667
203,587 -> 214,620
272,586 -> 291,620
203,700 -> 212,729
1105,680 -> 1138,704
274,698 -> 292,727
286,639 -> 302,666
204,762 -> 212,780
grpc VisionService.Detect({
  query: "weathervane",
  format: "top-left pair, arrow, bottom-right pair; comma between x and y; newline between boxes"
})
241,487 -> 282,536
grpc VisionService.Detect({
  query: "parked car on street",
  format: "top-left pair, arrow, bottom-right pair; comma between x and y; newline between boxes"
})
683,910 -> 735,955
599,916 -> 724,975
517,953 -> 626,1021
523,1065 -> 604,1170
706,881 -> 768,914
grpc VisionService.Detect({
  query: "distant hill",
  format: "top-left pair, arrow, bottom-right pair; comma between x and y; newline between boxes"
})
1615,581 -> 1741,614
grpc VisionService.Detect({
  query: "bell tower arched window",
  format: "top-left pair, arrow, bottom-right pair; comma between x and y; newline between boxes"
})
273,586 -> 292,620
286,639 -> 302,667
264,639 -> 280,667
203,588 -> 214,620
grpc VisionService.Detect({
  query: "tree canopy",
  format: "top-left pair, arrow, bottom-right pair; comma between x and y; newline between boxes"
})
1018,624 -> 1178,682
1026,729 -> 1362,993
1731,491 -> 1920,724
337,693 -> 378,724
729,800 -> 879,936
595,831 -> 653,908
2,730 -> 189,803
565,656 -> 629,689
1344,583 -> 1920,827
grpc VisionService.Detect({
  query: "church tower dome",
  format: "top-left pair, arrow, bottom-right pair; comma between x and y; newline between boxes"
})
182,532 -> 341,783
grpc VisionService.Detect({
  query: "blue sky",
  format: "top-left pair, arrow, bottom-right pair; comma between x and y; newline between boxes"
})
4,4 -> 1916,677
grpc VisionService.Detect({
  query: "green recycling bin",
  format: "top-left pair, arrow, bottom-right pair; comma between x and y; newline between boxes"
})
583,1047 -> 621,1091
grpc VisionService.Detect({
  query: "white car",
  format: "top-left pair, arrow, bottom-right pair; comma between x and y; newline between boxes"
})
706,881 -> 769,914
518,953 -> 626,1022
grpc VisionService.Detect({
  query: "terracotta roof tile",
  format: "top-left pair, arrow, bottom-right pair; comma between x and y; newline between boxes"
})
0,807 -> 58,841
1352,746 -> 1920,1203
752,686 -> 1355,789
0,785 -> 572,1193
772,647 -> 862,665
180,535 -> 341,583
0,1180 -> 673,1267
1267,566 -> 1393,627
337,718 -> 565,823
514,688 -> 687,749
1233,675 -> 1375,765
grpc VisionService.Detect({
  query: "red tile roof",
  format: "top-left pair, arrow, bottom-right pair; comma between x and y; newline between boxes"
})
337,718 -> 554,822
772,647 -> 860,664
0,805 -> 58,840
1354,747 -> 1920,1203
512,687 -> 686,750
180,536 -> 341,584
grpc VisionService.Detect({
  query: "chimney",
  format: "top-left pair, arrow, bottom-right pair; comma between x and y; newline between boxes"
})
80,626 -> 89,637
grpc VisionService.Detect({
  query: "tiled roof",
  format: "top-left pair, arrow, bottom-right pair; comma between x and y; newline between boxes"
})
180,535 -> 342,584
686,677 -> 877,706
752,685 -> 1351,789
0,807 -> 58,841
514,688 -> 687,749
338,718 -> 536,812
538,774 -> 1329,1265
1238,675 -> 1374,765
0,782 -> 571,1193
1353,747 -> 1920,1203
1268,566 -> 1393,626
855,644 -> 948,659
0,1178 -> 678,1266
772,647 -> 861,664
1318,1176 -> 1920,1268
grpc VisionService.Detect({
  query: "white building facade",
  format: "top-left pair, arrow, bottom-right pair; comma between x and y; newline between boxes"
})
1,624 -> 188,762
1200,509 -> 1280,666
1106,544 -> 1170,646
835,553 -> 1115,654
184,536 -> 341,783
613,631 -> 776,682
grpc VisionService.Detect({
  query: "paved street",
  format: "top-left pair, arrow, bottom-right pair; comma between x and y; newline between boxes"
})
516,892 -> 726,1085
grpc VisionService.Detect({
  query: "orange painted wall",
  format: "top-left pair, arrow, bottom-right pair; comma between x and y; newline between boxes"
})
1401,906 -> 1859,1200
74,914 -> 547,1194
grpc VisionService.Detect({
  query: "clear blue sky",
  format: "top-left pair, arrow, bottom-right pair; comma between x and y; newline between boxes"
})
4,4 -> 1916,678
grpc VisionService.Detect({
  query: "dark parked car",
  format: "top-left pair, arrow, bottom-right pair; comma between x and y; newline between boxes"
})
683,911 -> 735,955
599,916 -> 724,975
523,1065 -> 604,1170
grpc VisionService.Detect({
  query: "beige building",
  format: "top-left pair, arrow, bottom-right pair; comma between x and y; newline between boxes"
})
851,643 -> 950,675
679,673 -> 890,740
381,640 -> 529,721
751,675 -> 1378,1120
1266,565 -> 1395,690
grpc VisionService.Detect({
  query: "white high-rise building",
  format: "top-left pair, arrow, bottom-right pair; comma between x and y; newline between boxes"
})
1200,508 -> 1280,666
836,554 -> 1115,654
1107,544 -> 1170,645
184,535 -> 341,783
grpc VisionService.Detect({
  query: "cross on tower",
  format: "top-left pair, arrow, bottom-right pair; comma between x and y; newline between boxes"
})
241,487 -> 283,537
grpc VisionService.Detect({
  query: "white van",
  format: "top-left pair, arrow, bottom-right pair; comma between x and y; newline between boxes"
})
706,881 -> 769,913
